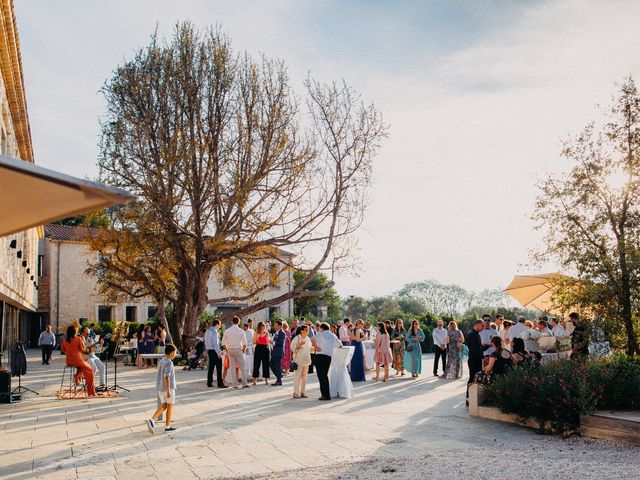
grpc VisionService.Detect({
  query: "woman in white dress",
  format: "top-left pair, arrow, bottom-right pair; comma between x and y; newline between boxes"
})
290,324 -> 312,398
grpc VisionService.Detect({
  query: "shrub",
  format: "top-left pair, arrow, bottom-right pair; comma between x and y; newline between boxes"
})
486,354 -> 640,435
586,353 -> 640,410
99,321 -> 115,335
487,360 -> 598,434
127,322 -> 142,338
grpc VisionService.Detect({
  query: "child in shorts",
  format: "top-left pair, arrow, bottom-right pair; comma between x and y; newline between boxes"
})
146,344 -> 177,434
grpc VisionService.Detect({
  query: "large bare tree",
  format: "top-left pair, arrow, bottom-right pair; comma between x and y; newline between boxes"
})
95,24 -> 387,345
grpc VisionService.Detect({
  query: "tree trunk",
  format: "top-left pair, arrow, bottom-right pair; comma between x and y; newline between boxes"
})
618,236 -> 638,355
175,263 -> 213,349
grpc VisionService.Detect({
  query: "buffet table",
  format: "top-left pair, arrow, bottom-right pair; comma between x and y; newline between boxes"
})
328,346 -> 354,399
539,351 -> 571,364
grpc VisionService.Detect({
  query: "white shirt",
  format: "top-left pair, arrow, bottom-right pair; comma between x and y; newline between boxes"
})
244,328 -> 254,352
539,327 -> 553,337
479,328 -> 499,345
552,324 -> 568,336
222,324 -> 247,349
204,327 -> 222,353
338,325 -> 350,342
314,330 -> 342,357
432,327 -> 448,347
506,323 -> 527,340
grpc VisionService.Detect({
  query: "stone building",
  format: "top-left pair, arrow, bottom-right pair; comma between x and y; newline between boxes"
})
206,251 -> 295,324
0,0 -> 42,351
38,224 -> 156,333
38,224 -> 295,331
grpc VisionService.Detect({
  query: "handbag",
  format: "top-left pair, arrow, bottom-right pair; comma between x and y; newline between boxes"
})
290,362 -> 298,372
406,342 -> 414,352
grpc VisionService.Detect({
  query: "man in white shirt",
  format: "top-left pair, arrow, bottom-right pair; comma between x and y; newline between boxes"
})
506,317 -> 528,342
495,315 -> 505,335
222,316 -> 249,388
536,319 -> 553,337
479,316 -> 499,355
338,319 -> 351,346
205,320 -> 226,388
432,321 -> 448,376
81,327 -> 106,388
550,318 -> 568,336
38,325 -> 56,365
311,322 -> 342,400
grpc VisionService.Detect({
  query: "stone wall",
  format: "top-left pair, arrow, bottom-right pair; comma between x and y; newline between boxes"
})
45,240 -> 155,333
0,229 -> 38,311
206,259 -> 294,322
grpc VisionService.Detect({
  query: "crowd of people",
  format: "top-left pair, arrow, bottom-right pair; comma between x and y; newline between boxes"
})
36,310 -> 590,434
192,315 -> 479,399
463,312 -> 588,403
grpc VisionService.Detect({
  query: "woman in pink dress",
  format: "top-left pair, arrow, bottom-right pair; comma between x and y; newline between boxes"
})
373,322 -> 393,382
281,321 -> 292,374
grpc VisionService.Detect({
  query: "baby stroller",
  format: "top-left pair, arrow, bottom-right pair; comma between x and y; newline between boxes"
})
184,337 -> 207,371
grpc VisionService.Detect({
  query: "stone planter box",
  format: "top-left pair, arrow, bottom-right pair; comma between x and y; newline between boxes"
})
468,383 -> 540,430
469,384 -> 640,444
580,411 -> 640,445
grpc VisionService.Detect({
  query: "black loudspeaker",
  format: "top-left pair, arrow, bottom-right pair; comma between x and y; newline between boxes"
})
0,370 -> 11,393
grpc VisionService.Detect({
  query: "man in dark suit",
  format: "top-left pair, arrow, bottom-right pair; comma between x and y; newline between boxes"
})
270,320 -> 285,386
465,319 -> 485,404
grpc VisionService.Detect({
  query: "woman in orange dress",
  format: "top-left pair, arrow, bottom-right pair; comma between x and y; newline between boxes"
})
61,325 -> 96,396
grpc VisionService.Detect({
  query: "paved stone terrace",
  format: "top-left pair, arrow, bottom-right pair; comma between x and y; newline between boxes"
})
0,350 -> 633,479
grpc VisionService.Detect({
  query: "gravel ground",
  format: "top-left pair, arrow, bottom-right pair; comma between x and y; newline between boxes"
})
238,436 -> 639,480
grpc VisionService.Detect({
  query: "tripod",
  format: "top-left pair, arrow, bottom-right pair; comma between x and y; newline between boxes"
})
106,353 -> 129,392
11,373 -> 39,396
10,342 -> 39,397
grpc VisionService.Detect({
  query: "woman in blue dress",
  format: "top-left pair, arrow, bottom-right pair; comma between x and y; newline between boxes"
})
404,320 -> 425,378
143,325 -> 157,368
350,320 -> 367,382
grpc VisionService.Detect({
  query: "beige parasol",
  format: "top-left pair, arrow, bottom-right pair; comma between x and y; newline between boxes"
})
0,155 -> 135,237
504,273 -> 564,313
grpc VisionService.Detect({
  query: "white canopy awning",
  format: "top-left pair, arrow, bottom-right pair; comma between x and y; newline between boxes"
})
0,155 -> 135,237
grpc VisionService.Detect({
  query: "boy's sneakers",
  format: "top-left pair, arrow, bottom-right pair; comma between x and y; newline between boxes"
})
165,426 -> 177,432
146,419 -> 155,435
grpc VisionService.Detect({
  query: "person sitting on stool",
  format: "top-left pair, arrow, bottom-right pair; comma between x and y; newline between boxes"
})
81,327 -> 106,390
61,325 -> 96,397
38,324 -> 56,365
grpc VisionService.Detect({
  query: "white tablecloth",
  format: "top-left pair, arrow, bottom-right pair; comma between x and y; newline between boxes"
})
539,351 -> 571,364
328,346 -> 354,399
363,341 -> 375,370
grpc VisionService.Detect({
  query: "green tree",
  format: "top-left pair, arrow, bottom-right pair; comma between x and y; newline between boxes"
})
342,295 -> 369,320
533,78 -> 640,355
54,210 -> 111,228
293,270 -> 340,319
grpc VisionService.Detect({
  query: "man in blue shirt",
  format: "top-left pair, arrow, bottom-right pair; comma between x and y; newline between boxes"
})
312,323 -> 342,401
205,320 -> 226,388
270,320 -> 285,386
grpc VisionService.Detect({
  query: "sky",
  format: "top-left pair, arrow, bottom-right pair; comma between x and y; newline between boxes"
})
14,0 -> 640,298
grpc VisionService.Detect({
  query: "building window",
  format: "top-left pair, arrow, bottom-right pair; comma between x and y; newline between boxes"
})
125,306 -> 137,323
37,255 -> 44,277
98,306 -> 112,323
147,306 -> 157,320
1,128 -> 7,156
269,263 -> 279,288
268,306 -> 281,321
